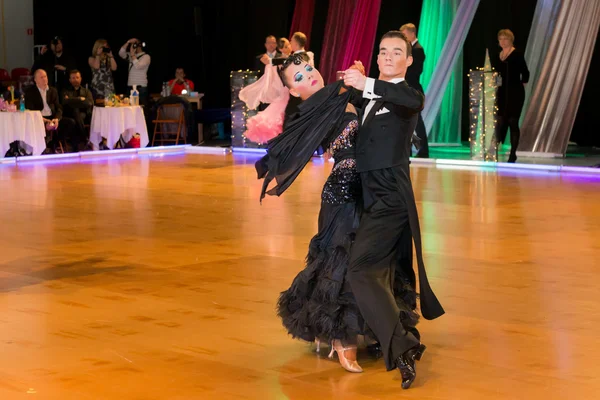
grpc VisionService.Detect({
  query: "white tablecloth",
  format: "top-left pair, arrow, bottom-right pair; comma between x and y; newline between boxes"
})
89,106 -> 149,150
0,111 -> 47,157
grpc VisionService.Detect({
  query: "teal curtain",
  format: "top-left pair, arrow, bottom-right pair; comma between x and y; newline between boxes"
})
418,0 -> 462,145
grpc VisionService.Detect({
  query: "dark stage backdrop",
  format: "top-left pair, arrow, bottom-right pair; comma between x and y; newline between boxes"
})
33,0 -> 295,109
461,0 -> 538,142
33,0 -> 596,145
571,29 -> 600,147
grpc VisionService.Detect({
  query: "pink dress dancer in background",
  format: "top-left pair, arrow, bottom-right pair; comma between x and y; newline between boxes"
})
239,64 -> 290,144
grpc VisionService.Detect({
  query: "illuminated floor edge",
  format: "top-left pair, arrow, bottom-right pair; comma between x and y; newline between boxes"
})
2,145 -> 599,175
232,147 -> 600,175
2,145 -> 229,165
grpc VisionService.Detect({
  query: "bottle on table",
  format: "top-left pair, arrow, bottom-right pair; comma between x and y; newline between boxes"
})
130,85 -> 139,106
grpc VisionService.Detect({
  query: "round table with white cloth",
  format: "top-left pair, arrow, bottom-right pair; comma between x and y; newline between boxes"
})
0,110 -> 47,157
89,106 -> 149,150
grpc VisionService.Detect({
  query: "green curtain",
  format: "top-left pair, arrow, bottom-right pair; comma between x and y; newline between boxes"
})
418,0 -> 462,145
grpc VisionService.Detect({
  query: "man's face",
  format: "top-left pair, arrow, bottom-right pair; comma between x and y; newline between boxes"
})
290,38 -> 300,52
69,72 -> 82,88
132,42 -> 143,54
175,69 -> 185,81
51,40 -> 63,54
265,37 -> 277,53
35,70 -> 49,88
377,37 -> 413,80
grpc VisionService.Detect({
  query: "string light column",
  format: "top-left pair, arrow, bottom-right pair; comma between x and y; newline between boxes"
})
230,70 -> 259,148
468,49 -> 499,161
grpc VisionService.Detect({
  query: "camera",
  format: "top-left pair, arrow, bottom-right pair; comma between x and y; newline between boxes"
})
132,41 -> 146,49
102,47 -> 111,53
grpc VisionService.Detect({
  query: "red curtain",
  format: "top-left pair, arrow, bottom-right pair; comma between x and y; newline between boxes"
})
289,0 -> 316,49
341,0 -> 382,78
318,0 -> 357,84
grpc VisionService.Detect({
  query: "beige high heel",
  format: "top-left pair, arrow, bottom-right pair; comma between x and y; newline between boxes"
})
328,340 -> 363,373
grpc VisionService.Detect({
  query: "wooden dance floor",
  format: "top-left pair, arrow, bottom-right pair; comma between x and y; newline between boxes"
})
1,153 -> 599,399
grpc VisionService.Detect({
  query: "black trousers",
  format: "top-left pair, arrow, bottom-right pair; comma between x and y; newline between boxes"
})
63,107 -> 91,150
46,116 -> 77,152
414,113 -> 429,158
496,115 -> 520,160
347,167 -> 420,370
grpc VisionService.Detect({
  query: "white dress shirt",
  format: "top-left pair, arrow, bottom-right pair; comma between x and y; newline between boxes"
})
362,77 -> 405,123
37,86 -> 52,117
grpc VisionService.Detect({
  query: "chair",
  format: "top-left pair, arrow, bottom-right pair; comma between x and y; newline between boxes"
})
45,128 -> 65,154
151,103 -> 186,146
0,68 -> 11,82
11,68 -> 31,81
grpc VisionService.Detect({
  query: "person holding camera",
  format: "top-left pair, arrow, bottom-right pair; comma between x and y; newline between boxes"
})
32,36 -> 76,94
119,38 -> 151,106
89,39 -> 117,100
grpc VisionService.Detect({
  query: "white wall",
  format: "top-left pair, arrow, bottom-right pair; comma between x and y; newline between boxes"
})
0,0 -> 34,71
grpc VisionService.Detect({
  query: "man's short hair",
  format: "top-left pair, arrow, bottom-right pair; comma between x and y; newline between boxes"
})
399,23 -> 417,34
265,35 -> 276,42
380,30 -> 412,57
34,69 -> 46,78
292,32 -> 307,48
69,69 -> 81,76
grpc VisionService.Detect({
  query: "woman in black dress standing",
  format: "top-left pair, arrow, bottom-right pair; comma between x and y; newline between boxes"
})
494,29 -> 530,163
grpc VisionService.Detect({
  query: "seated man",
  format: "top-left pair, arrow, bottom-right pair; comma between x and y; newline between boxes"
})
62,69 -> 93,149
25,69 -> 77,152
168,67 -> 194,95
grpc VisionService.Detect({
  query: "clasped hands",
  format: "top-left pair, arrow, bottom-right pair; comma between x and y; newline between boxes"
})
343,61 -> 367,91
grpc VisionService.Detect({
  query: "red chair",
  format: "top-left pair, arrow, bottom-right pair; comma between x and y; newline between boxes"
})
0,68 -> 11,81
11,68 -> 31,81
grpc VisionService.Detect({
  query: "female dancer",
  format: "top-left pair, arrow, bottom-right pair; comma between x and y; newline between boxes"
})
257,54 -> 419,373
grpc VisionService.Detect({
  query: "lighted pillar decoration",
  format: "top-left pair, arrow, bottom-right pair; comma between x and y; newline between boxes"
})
230,70 -> 260,148
468,49 -> 499,161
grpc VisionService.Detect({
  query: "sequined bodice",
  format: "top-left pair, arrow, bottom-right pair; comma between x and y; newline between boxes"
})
322,115 -> 361,205
328,119 -> 358,159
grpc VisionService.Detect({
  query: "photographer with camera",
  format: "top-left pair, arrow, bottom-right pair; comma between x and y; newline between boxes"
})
119,38 -> 151,106
32,36 -> 76,94
89,39 -> 117,100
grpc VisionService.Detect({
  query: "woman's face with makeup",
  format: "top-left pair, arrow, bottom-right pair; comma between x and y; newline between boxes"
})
283,61 -> 324,100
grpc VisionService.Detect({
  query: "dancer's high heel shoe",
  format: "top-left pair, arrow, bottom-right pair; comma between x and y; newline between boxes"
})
328,340 -> 363,373
314,338 -> 331,353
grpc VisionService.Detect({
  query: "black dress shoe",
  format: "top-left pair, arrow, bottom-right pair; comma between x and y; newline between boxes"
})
396,344 -> 426,389
366,342 -> 383,359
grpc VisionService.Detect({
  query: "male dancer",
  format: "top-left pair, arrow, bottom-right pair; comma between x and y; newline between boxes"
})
343,31 -> 444,389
